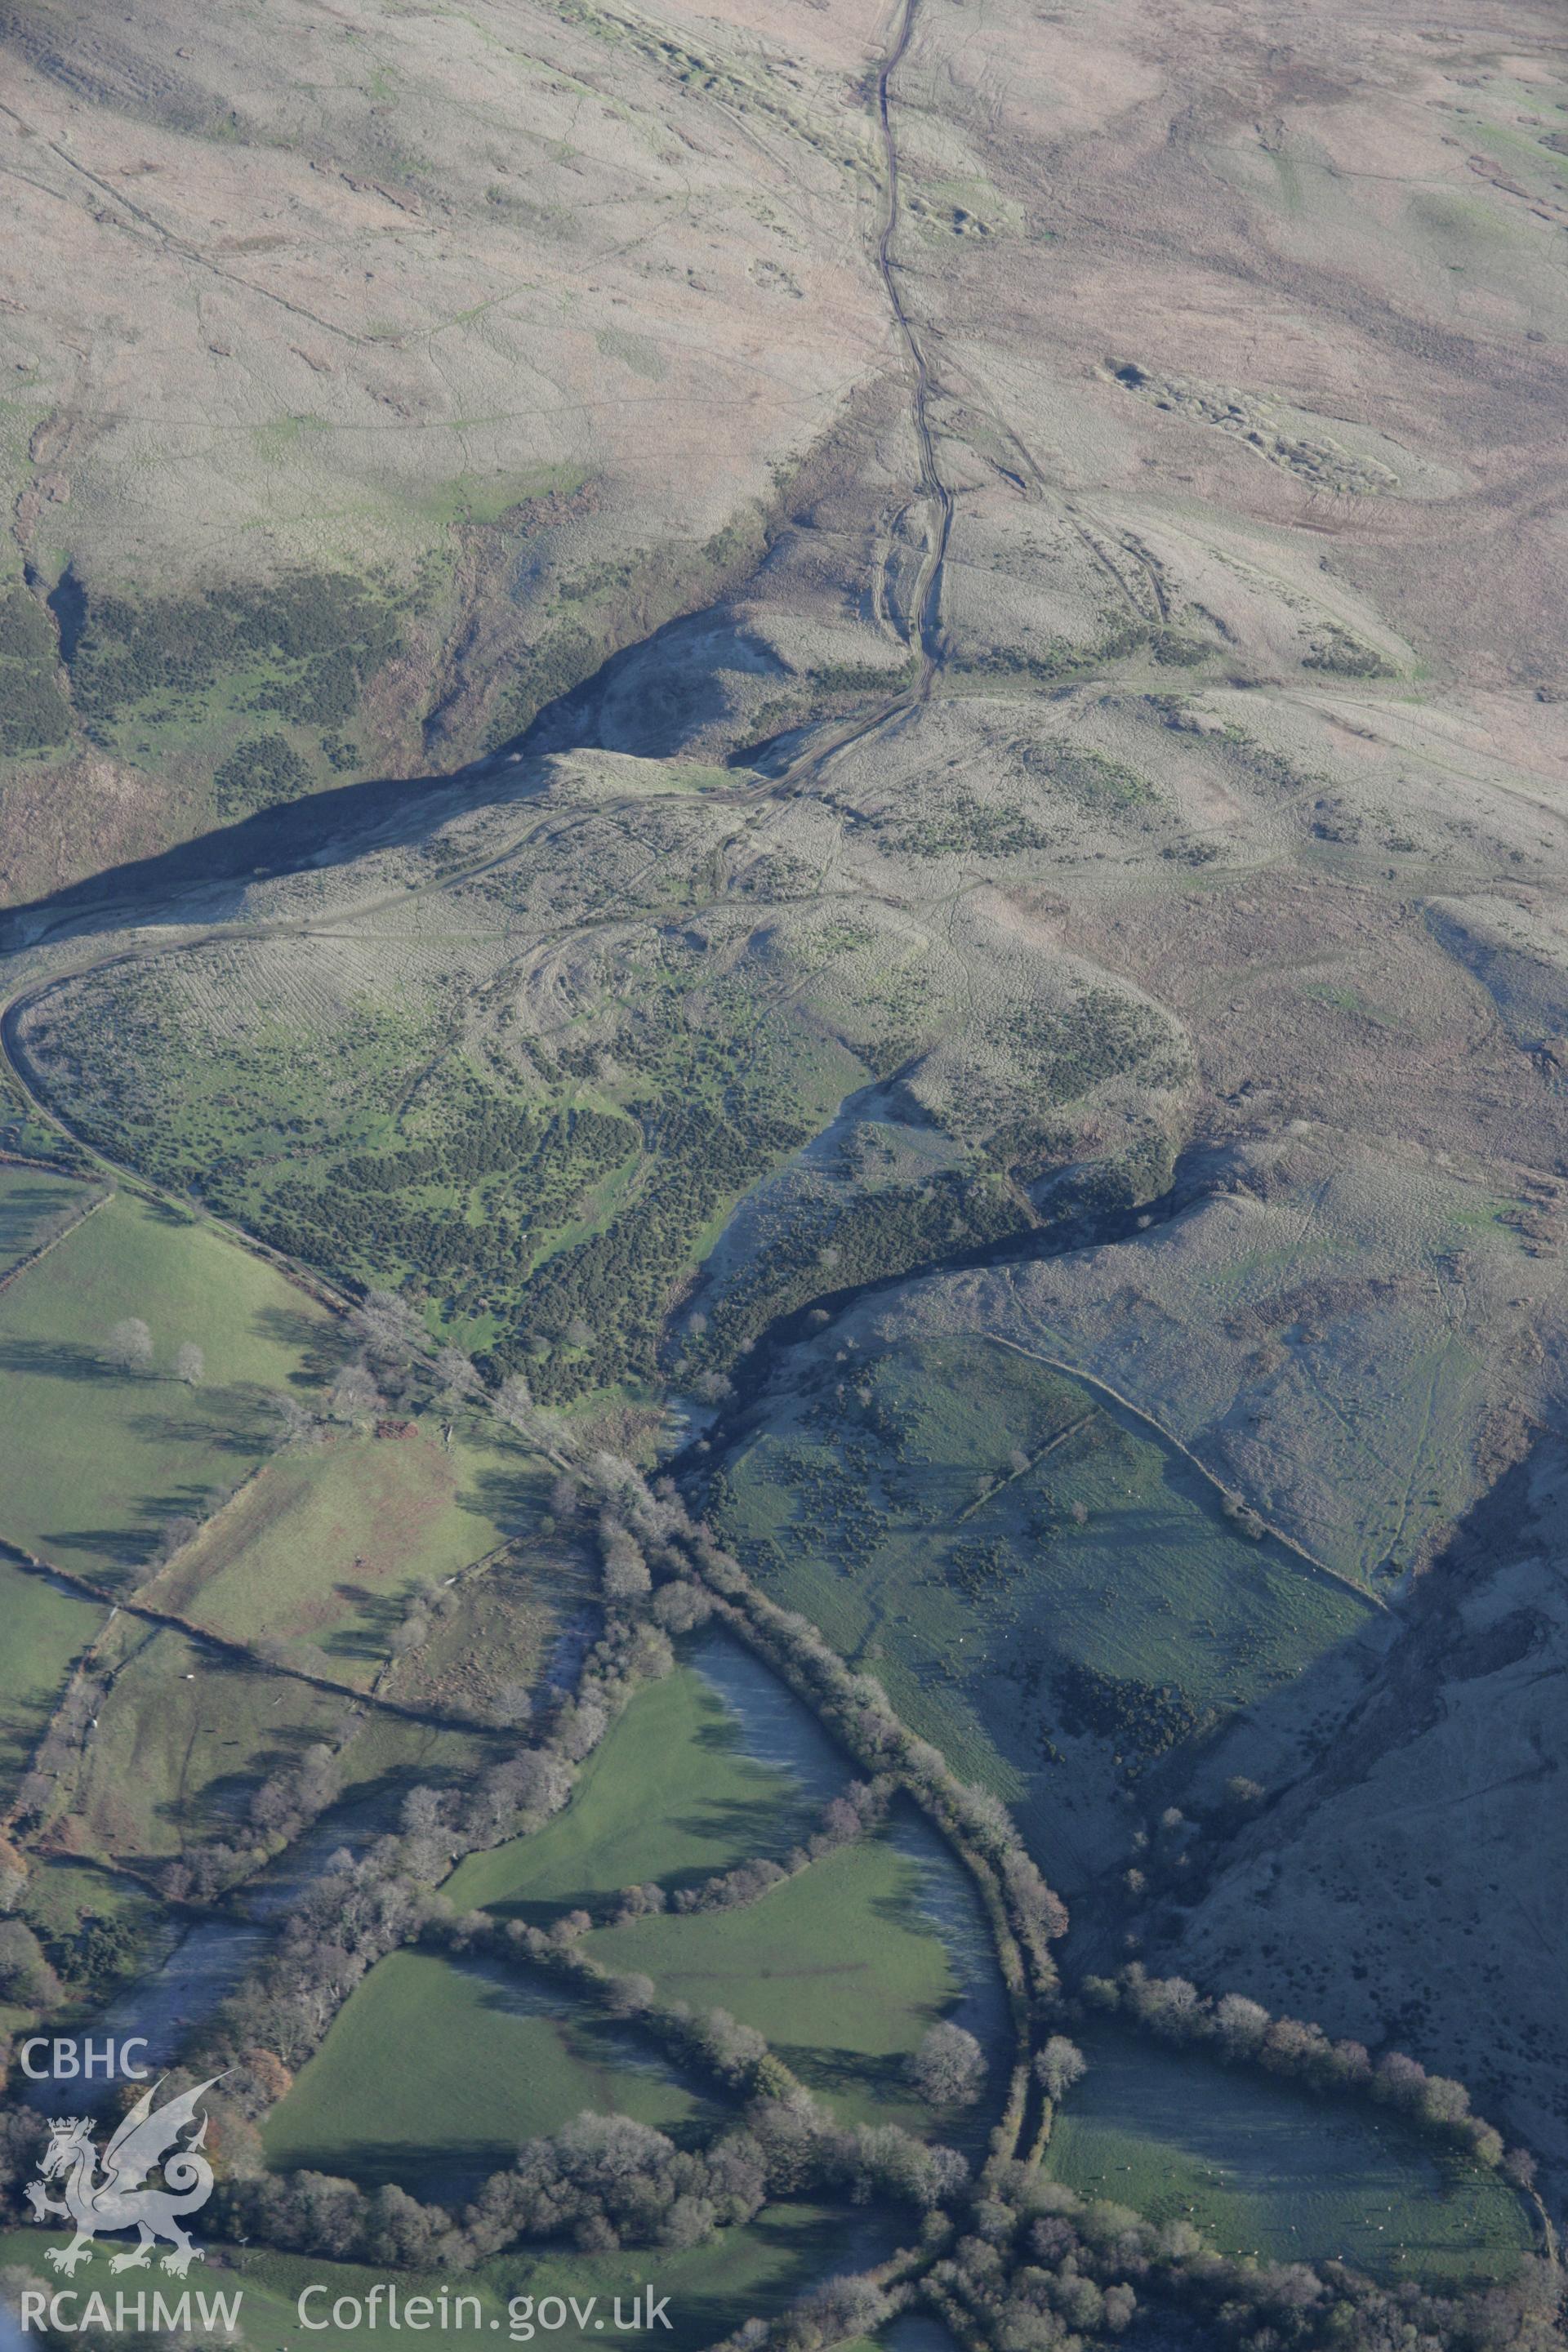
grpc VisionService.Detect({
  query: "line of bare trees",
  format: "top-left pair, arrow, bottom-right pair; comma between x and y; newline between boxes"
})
1080,1964 -> 1536,2186
0,1410 -> 1554,2352
603,1776 -> 892,1927
581,1451 -> 1067,2014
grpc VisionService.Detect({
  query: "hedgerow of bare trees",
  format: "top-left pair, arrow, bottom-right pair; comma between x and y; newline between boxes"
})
0,1413 -> 1557,2352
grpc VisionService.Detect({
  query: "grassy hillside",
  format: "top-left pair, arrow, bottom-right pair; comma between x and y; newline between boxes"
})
64,1622 -> 491,1872
143,1419 -> 543,1687
714,1334 -> 1374,1885
0,1188 -> 340,1581
0,1556 -> 105,1799
0,1165 -> 99,1276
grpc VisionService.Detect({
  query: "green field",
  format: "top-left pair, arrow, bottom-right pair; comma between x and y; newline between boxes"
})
715,1335 -> 1374,1882
1046,2030 -> 1531,2285
447,1657 -> 967,2136
65,1622 -> 492,1872
590,1835 -> 964,2132
264,1948 -> 723,2193
144,1418 -> 545,1686
19,1851 -> 163,1953
14,1852 -> 167,2017
447,1663 -> 827,1920
0,2201 -> 882,2352
0,1164 -> 100,1277
0,1187 -> 341,1582
390,1548 -> 585,1723
0,1556 -> 105,1797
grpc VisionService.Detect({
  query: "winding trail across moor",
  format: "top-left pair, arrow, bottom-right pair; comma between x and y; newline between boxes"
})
872,0 -> 954,679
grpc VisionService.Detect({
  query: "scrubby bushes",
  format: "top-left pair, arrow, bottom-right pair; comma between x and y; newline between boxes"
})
676,1172 -> 1029,1383
0,1920 -> 60,2009
69,568 -> 409,742
213,734 -> 314,818
0,582 -> 72,754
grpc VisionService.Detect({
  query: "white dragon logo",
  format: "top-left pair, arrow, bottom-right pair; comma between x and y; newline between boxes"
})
24,2076 -> 221,2277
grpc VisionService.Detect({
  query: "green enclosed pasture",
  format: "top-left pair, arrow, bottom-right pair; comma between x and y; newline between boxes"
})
446,1664 -> 813,1920
66,1622 -> 492,1872
0,1188 -> 340,1582
263,1947 -> 721,2192
0,1165 -> 100,1277
0,2201 -> 885,2352
1046,2029 -> 1531,2285
145,1419 -> 543,1686
590,1835 -> 962,2132
0,1557 -> 105,1797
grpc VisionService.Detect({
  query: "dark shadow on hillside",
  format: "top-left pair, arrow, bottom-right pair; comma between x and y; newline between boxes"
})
141,1196 -> 196,1227
458,1463 -> 544,1530
693,1715 -> 745,1753
0,753 -> 540,959
50,1523 -> 162,1570
866,1886 -> 932,1936
774,2041 -> 908,2105
0,1181 -> 87,1250
0,581 -> 776,963
252,1305 -> 345,1380
1065,1459 -> 1560,1976
265,2133 -> 489,2196
666,1793 -> 796,1849
322,1584 -> 405,1664
124,1400 -> 270,1454
523,606 -> 785,762
0,568 -> 790,964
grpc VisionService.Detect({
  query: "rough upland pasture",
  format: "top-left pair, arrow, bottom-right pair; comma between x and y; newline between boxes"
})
713,1334 -> 1373,1890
